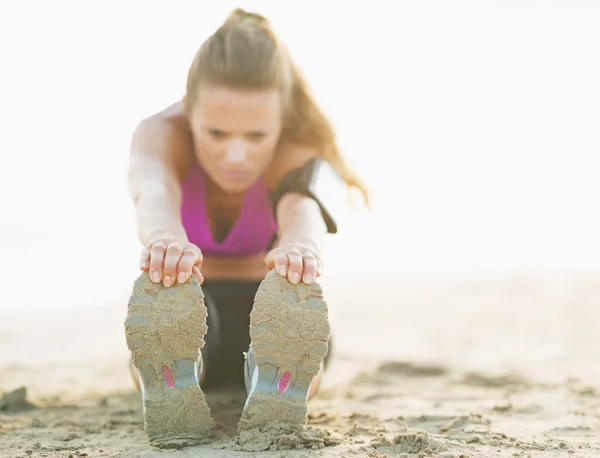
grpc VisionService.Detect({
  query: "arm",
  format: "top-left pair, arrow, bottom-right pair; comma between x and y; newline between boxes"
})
129,119 -> 187,244
265,145 -> 339,285
276,193 -> 327,255
128,103 -> 203,286
269,193 -> 328,284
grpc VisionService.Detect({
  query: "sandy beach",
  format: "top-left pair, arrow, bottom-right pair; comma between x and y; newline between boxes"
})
1,270 -> 600,457
1,1 -> 599,457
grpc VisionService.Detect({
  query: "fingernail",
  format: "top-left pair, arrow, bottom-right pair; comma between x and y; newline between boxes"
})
278,266 -> 287,276
152,271 -> 160,282
291,272 -> 300,284
178,272 -> 186,283
303,273 -> 313,284
164,276 -> 172,287
140,262 -> 147,270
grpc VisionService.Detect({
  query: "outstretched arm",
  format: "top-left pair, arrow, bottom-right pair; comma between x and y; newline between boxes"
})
266,193 -> 327,285
129,117 -> 187,245
264,145 -> 341,285
128,103 -> 203,286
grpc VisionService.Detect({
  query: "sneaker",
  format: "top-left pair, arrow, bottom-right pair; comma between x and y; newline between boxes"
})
124,272 -> 214,448
239,270 -> 330,430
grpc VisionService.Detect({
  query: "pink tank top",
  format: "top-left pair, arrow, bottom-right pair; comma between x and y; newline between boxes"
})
180,162 -> 277,257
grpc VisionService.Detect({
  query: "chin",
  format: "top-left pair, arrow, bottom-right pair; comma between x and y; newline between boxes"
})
217,176 -> 254,193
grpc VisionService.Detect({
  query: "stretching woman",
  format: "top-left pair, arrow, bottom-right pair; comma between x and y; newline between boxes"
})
124,8 -> 368,448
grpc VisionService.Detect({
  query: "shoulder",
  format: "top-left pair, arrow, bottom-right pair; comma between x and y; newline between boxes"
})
133,101 -> 189,138
263,142 -> 321,191
130,101 -> 194,181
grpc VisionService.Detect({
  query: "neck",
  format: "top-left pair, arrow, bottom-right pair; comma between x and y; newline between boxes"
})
205,175 -> 246,203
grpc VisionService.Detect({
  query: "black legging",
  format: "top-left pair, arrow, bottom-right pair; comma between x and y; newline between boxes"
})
200,279 -> 333,390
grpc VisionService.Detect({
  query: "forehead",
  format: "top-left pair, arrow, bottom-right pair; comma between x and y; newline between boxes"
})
193,85 -> 281,131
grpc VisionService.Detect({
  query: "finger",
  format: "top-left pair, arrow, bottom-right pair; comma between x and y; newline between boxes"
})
177,248 -> 201,284
286,249 -> 303,284
149,242 -> 167,282
264,249 -> 276,269
316,258 -> 324,277
192,266 -> 204,284
139,245 -> 151,271
266,249 -> 289,277
301,255 -> 318,284
162,243 -> 183,287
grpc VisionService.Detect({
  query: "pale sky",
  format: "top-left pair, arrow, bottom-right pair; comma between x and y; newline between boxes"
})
1,1 -> 599,309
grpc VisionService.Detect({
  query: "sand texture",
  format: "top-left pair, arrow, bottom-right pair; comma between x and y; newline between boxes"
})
124,272 -> 214,448
238,270 -> 330,432
2,271 -> 600,457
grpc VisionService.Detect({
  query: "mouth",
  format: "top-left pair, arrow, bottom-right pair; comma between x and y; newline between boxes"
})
222,169 -> 250,180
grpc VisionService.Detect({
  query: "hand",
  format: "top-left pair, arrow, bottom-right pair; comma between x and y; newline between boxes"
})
265,239 -> 323,285
140,233 -> 203,287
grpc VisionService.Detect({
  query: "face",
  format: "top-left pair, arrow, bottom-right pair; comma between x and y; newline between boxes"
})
188,84 -> 283,193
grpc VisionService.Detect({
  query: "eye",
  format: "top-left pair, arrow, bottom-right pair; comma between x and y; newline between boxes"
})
209,129 -> 227,139
247,131 -> 267,140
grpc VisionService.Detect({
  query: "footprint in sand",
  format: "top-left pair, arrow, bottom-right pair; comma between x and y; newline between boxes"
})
350,360 -> 449,397
457,371 -> 529,388
547,426 -> 595,438
377,361 -> 448,378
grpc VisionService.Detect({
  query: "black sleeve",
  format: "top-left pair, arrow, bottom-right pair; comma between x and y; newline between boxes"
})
270,157 -> 339,235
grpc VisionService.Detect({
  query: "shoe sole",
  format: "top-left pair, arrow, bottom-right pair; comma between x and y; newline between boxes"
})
124,272 -> 214,448
239,270 -> 330,430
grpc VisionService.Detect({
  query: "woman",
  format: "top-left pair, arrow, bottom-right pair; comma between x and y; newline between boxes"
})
124,8 -> 368,448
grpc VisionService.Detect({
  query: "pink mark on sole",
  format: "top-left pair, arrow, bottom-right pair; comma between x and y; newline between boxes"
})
163,366 -> 175,388
278,372 -> 291,393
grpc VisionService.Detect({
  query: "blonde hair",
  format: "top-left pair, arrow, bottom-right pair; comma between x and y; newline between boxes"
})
185,8 -> 369,205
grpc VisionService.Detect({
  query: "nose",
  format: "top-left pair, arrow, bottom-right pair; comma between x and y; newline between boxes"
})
225,138 -> 247,164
